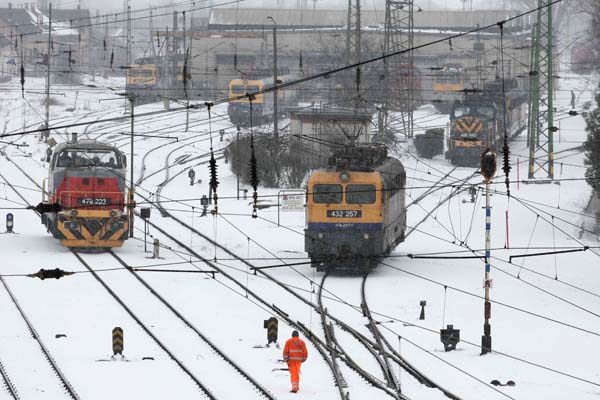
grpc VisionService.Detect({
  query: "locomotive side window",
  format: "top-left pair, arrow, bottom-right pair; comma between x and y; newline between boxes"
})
313,184 -> 342,204
346,184 -> 376,204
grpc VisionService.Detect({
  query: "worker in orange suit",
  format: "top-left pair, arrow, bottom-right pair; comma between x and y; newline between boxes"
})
283,330 -> 308,393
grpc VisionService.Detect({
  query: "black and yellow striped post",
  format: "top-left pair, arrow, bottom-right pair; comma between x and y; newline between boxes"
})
263,317 -> 278,345
112,327 -> 124,356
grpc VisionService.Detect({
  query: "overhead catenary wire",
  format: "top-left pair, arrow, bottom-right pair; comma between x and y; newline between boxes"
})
0,0 -> 565,140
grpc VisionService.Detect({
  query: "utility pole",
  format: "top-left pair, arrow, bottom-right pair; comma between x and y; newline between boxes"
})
183,11 -> 190,131
129,95 -> 135,238
126,4 -> 131,68
267,16 -> 278,144
45,3 -> 52,140
150,11 -> 156,57
527,0 -> 555,179
474,24 -> 483,89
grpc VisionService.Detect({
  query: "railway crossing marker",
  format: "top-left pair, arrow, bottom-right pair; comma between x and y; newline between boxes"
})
264,317 -> 279,346
112,327 -> 124,357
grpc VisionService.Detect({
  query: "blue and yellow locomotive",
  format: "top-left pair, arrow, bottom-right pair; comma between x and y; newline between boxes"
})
446,78 -> 527,167
305,145 -> 406,271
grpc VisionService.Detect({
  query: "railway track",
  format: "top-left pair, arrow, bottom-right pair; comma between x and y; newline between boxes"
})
360,274 -> 461,400
145,190 -> 472,398
106,250 -> 277,400
71,251 -> 217,399
137,211 -> 349,399
0,171 -> 82,399
318,274 -> 403,399
0,358 -> 19,399
146,199 -> 421,397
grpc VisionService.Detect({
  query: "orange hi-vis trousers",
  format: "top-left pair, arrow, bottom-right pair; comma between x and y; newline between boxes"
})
288,360 -> 302,391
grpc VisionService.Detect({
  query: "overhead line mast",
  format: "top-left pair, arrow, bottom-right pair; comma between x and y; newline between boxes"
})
527,0 -> 555,179
383,0 -> 414,139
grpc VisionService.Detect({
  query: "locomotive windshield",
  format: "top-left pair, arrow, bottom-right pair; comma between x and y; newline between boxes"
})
453,106 -> 471,117
346,184 -> 376,204
231,84 -> 245,94
477,106 -> 495,119
56,148 -> 122,168
313,184 -> 342,204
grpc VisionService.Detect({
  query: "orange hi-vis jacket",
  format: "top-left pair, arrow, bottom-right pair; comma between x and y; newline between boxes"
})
283,337 -> 308,362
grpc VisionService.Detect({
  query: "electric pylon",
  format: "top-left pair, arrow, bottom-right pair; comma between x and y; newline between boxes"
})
527,0 -> 555,179
382,0 -> 414,139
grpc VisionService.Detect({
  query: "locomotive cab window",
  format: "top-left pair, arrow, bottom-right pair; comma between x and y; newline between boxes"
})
231,84 -> 245,95
476,106 -> 495,119
453,106 -> 470,118
56,149 -> 122,169
313,184 -> 342,204
246,85 -> 261,93
346,184 -> 376,204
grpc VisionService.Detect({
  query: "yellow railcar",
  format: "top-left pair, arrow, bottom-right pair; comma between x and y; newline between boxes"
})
227,76 -> 296,126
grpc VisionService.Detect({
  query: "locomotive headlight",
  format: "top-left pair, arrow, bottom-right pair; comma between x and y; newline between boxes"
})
363,233 -> 369,240
317,233 -> 324,239
339,172 -> 350,182
109,210 -> 121,218
70,209 -> 78,218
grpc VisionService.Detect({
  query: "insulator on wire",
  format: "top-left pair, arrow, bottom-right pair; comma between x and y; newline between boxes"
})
502,136 -> 511,196
28,268 -> 74,280
209,154 -> 219,190
20,60 -> 25,98
209,152 -> 219,213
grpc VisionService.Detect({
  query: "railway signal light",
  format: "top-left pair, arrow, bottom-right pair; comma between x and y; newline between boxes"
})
140,208 -> 151,253
140,208 -> 151,219
188,168 -> 196,186
200,195 -> 208,217
480,149 -> 497,182
440,324 -> 460,352
6,213 -> 13,233
264,317 -> 278,346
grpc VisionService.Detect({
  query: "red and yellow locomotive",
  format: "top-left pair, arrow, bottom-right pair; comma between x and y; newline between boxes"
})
41,139 -> 129,249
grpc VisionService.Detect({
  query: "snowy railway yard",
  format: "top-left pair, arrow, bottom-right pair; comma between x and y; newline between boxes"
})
1,70 -> 600,400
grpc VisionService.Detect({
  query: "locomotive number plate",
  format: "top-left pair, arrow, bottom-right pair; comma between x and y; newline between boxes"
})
77,197 -> 112,206
327,210 -> 362,218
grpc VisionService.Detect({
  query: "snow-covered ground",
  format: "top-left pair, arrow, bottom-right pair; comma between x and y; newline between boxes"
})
1,72 -> 599,400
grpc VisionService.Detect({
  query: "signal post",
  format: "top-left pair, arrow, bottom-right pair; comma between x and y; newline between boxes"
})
480,148 -> 496,355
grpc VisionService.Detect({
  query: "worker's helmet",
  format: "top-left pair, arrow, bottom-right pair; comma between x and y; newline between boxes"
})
292,330 -> 299,337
